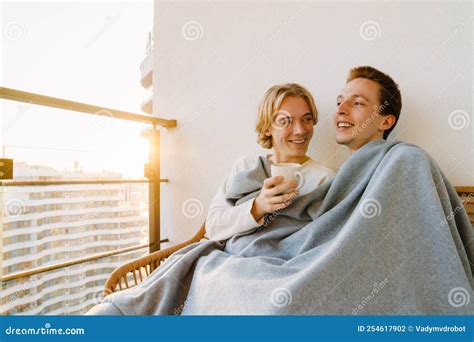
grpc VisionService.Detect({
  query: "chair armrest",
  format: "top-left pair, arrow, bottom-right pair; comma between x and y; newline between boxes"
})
103,223 -> 206,296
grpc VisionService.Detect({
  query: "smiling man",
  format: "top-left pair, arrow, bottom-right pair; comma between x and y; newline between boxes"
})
334,66 -> 401,151
328,66 -> 473,314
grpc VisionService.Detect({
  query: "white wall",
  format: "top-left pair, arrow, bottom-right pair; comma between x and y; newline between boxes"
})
153,1 -> 473,244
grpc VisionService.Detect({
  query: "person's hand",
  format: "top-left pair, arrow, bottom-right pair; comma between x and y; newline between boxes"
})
251,176 -> 299,222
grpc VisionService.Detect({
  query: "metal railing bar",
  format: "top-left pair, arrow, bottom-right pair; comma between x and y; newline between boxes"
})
0,179 -> 169,186
0,87 -> 177,128
1,238 -> 169,282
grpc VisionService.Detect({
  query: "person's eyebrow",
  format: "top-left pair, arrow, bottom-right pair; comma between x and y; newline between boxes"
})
337,94 -> 370,102
352,94 -> 370,102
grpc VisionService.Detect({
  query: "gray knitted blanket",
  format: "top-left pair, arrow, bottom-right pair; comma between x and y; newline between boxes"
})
87,140 -> 473,315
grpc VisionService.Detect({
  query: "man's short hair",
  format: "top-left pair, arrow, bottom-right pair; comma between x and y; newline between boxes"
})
256,83 -> 318,149
347,66 -> 402,139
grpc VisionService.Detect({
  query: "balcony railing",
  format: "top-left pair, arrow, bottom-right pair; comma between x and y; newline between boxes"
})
0,86 -> 177,314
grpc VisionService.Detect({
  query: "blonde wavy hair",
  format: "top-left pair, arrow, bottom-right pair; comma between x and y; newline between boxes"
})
256,83 -> 318,149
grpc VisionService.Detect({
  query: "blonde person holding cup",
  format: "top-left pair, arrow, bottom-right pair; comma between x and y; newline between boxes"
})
206,83 -> 335,241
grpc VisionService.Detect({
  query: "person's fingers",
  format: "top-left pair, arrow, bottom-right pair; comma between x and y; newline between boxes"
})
268,191 -> 298,205
263,176 -> 284,189
268,180 -> 298,196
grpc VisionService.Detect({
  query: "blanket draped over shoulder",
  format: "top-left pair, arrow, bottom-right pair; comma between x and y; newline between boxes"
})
87,140 -> 473,315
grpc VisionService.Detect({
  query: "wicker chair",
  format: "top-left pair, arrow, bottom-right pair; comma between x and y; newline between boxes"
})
103,222 -> 207,297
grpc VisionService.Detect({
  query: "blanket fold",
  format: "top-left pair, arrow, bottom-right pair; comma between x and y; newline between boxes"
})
88,140 -> 473,315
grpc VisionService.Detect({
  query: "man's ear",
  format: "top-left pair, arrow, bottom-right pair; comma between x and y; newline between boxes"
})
379,114 -> 396,132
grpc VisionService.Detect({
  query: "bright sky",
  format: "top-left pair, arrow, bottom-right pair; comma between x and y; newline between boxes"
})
1,1 -> 153,178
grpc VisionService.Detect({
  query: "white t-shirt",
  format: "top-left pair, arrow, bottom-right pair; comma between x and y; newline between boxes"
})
205,155 -> 336,241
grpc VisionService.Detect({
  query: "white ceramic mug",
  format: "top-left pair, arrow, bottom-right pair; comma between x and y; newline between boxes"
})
270,162 -> 305,193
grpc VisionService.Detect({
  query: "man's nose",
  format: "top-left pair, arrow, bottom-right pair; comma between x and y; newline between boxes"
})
337,100 -> 349,115
292,119 -> 306,134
